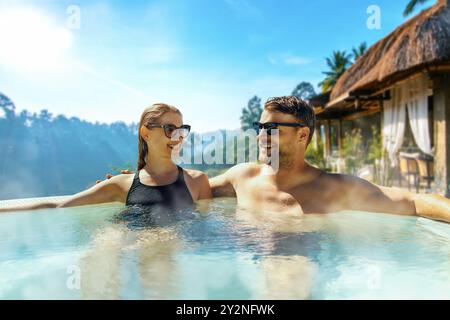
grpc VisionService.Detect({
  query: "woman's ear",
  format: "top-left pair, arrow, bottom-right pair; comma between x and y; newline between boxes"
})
140,126 -> 149,141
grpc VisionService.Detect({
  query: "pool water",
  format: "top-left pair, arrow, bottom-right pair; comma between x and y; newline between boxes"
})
0,198 -> 449,299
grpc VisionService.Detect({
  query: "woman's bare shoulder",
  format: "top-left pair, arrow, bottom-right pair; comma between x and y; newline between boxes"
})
182,168 -> 208,181
102,173 -> 135,191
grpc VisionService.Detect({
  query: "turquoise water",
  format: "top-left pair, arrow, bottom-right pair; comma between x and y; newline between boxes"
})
0,198 -> 449,299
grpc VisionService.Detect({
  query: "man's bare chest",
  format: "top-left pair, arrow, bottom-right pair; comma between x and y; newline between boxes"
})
234,177 -> 344,214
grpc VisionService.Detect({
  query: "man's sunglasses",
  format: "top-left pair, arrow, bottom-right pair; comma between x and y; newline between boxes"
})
146,124 -> 191,139
252,122 -> 306,135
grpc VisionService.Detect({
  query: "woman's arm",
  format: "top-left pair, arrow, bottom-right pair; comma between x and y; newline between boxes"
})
0,175 -> 127,213
209,170 -> 236,198
0,198 -> 63,213
183,170 -> 212,201
196,173 -> 213,200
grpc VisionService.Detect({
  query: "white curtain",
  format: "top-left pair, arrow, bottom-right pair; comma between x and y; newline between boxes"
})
383,85 -> 406,165
406,75 -> 432,155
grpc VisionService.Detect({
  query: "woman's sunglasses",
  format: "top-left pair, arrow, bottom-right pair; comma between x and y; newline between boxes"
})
146,124 -> 191,139
252,122 -> 306,135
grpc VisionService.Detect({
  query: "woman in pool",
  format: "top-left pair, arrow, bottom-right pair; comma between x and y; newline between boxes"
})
0,103 -> 212,212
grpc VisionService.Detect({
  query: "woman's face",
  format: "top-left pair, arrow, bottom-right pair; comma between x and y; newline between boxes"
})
141,112 -> 185,160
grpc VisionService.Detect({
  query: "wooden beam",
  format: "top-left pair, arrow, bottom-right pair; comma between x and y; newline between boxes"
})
342,108 -> 380,121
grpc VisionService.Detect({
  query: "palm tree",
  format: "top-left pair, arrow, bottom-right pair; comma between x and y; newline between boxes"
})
318,50 -> 352,93
403,0 -> 432,17
351,42 -> 368,61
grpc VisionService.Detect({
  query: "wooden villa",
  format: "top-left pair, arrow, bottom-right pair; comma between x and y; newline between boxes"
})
311,0 -> 450,196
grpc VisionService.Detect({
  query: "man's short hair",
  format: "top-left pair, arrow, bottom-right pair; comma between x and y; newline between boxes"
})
264,96 -> 316,144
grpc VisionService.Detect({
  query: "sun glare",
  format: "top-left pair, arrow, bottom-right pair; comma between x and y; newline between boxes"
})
0,8 -> 73,72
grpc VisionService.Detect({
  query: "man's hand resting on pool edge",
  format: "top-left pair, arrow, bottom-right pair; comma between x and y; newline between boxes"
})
96,170 -> 133,184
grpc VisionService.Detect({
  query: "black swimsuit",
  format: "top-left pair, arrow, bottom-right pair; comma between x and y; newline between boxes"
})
116,166 -> 194,229
125,166 -> 194,209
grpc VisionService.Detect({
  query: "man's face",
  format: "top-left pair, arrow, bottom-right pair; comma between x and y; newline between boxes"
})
257,110 -> 308,168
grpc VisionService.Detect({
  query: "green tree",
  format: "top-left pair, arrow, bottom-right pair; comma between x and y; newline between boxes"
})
292,82 -> 316,101
305,137 -> 326,169
318,50 -> 352,93
341,128 -> 365,175
403,0 -> 432,17
351,42 -> 368,61
368,125 -> 393,186
0,92 -> 15,120
110,161 -> 135,174
240,95 -> 262,131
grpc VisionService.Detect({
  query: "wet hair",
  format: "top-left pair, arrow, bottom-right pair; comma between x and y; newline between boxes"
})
137,103 -> 181,170
264,96 -> 316,145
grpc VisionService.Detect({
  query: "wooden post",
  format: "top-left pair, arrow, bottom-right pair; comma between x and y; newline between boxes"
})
324,120 -> 331,159
432,74 -> 450,197
338,119 -> 343,157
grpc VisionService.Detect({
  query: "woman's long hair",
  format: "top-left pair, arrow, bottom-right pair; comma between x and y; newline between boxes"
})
137,103 -> 181,170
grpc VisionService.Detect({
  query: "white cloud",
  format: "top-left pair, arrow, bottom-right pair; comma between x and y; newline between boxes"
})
224,0 -> 263,19
283,55 -> 312,66
268,53 -> 312,66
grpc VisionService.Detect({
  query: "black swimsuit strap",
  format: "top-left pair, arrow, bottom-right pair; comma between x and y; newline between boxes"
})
176,165 -> 185,183
134,166 -> 184,186
125,165 -> 193,208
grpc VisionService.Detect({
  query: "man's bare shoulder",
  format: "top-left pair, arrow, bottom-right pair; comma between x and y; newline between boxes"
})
318,172 -> 379,193
225,162 -> 262,179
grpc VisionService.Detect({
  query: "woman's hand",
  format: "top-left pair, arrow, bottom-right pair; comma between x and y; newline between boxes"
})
1,175 -> 131,213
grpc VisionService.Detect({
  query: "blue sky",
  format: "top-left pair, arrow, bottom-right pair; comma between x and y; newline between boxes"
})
0,0 -> 433,132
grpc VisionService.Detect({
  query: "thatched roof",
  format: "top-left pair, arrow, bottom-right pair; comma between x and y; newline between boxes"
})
329,0 -> 450,105
309,91 -> 330,107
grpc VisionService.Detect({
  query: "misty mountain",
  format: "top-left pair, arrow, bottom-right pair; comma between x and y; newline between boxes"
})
0,93 -> 242,200
0,93 -> 138,200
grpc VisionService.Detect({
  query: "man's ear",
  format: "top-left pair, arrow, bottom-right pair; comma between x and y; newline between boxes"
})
298,127 -> 310,144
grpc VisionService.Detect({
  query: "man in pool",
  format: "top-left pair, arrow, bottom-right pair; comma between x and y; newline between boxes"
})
208,96 -> 450,223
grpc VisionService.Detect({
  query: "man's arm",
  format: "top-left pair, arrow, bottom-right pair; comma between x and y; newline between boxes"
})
209,170 -> 236,198
394,190 -> 450,223
346,176 -> 450,223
